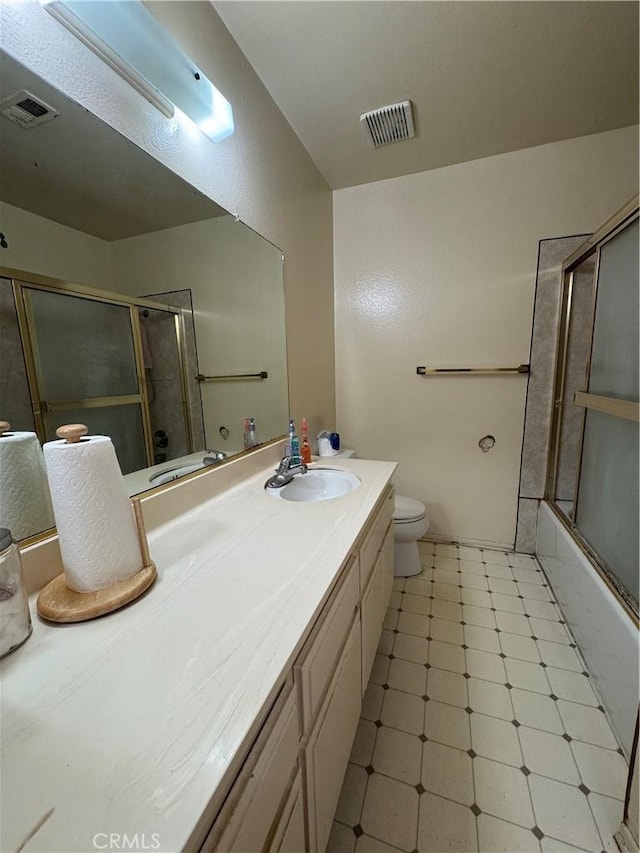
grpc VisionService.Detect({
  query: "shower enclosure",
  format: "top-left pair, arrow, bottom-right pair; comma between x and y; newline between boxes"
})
546,199 -> 639,617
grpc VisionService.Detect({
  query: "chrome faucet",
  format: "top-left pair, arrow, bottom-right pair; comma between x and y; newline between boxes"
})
203,449 -> 227,465
265,455 -> 308,488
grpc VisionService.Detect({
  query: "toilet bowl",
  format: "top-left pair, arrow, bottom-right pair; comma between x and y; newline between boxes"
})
394,494 -> 430,577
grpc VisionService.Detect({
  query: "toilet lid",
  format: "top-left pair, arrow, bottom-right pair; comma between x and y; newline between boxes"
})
394,494 -> 426,523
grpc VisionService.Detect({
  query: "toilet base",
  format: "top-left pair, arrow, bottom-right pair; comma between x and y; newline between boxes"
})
394,540 -> 424,577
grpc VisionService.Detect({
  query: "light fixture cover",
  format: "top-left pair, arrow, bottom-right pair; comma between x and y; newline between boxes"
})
42,0 -> 234,142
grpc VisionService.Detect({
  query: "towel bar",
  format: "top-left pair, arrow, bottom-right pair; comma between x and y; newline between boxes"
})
416,365 -> 529,376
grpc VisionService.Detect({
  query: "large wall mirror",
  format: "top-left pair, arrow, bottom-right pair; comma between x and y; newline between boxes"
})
0,49 -> 289,542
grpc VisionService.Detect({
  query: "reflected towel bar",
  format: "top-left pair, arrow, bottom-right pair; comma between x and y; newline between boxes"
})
416,364 -> 529,376
196,371 -> 268,382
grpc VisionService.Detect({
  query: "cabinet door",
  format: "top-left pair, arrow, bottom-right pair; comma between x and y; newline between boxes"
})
360,488 -> 393,591
268,770 -> 306,853
361,525 -> 394,692
305,617 -> 362,853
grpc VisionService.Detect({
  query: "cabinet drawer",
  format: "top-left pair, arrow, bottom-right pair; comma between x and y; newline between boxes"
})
201,687 -> 299,852
267,770 -> 305,853
360,488 -> 393,591
294,554 -> 359,732
304,616 -> 362,853
361,524 -> 394,692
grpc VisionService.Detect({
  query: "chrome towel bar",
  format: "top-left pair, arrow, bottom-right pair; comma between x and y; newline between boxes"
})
196,371 -> 268,382
416,364 -> 529,376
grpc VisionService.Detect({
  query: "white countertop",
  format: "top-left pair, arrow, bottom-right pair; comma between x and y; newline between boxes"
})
0,457 -> 395,853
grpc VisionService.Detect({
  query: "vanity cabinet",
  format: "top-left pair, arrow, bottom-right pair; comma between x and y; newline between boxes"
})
200,485 -> 394,853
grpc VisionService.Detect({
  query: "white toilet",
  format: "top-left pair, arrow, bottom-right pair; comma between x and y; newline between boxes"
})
393,494 -> 430,577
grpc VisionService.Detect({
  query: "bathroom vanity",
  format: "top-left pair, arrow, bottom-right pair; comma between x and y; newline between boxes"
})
0,452 -> 396,853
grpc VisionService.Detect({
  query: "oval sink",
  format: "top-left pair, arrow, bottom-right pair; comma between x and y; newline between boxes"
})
266,467 -> 361,502
149,463 -> 204,486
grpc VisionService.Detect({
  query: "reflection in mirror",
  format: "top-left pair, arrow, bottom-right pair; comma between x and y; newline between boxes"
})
0,49 -> 289,543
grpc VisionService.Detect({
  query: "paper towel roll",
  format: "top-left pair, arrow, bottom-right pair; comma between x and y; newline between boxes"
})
0,431 -> 55,541
43,435 -> 143,593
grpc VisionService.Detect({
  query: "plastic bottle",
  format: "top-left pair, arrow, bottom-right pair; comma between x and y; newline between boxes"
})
286,418 -> 295,456
243,418 -> 251,451
248,417 -> 257,447
300,417 -> 312,464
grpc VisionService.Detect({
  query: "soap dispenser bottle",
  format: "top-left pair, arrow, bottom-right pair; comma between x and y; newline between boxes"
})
300,418 -> 312,464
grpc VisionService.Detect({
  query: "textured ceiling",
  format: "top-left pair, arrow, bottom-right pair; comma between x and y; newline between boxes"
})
214,1 -> 639,189
0,51 -> 227,241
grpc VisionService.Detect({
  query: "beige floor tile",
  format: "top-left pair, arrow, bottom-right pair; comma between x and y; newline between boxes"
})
433,555 -> 459,572
458,559 -> 486,575
435,543 -> 458,559
431,599 -> 463,623
361,773 -> 419,853
466,648 -> 507,684
393,576 -> 406,592
464,624 -> 501,654
500,632 -> 541,663
468,678 -> 513,721
350,719 -> 378,767
388,658 -> 428,696
477,814 -> 542,853
512,567 -> 545,585
373,725 -> 422,785
530,617 -> 571,644
460,572 -> 489,591
429,640 -> 466,674
461,588 -> 493,609
362,683 -> 384,721
421,741 -> 475,805
389,590 -> 403,610
404,576 -> 432,597
519,726 -> 581,784
540,838 -> 591,852
492,592 -> 526,614
487,577 -> 519,597
370,653 -> 390,685
529,775 -> 601,851
355,834 -> 405,853
403,593 -> 431,615
537,641 -> 583,672
432,582 -> 461,603
495,611 -> 531,636
427,667 -> 468,708
424,700 -> 470,750
484,562 -> 515,580
335,762 -> 368,826
430,617 -> 464,645
398,611 -> 431,637
418,791 -> 478,852
518,582 -> 552,602
463,604 -> 497,629
524,600 -> 560,621
571,741 -> 628,800
433,568 -> 459,586
384,608 -> 400,630
327,821 -> 356,853
546,669 -> 598,706
482,550 -> 510,566
393,632 -> 430,665
509,553 -> 539,570
511,688 -> 563,734
381,688 -> 425,735
474,756 -> 535,827
418,540 -> 435,555
458,546 -> 484,562
471,713 -> 523,766
377,629 -> 395,656
504,659 -> 550,694
588,793 -> 624,853
557,701 -> 619,749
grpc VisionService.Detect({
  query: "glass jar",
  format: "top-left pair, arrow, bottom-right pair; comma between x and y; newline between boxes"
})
0,528 -> 32,658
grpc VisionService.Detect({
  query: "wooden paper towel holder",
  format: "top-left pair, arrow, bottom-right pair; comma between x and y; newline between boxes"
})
37,424 -> 157,623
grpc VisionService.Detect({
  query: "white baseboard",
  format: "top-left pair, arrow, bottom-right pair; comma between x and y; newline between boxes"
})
420,535 -> 512,552
615,823 -> 639,853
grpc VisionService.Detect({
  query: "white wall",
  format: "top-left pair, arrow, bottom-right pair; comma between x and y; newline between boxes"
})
111,216 -> 288,452
0,201 -> 114,287
334,126 -> 639,546
0,0 -> 334,433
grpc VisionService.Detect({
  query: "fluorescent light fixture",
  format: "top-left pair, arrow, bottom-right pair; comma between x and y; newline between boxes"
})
40,0 -> 234,141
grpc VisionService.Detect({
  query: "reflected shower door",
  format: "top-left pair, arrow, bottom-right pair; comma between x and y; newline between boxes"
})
22,286 -> 149,474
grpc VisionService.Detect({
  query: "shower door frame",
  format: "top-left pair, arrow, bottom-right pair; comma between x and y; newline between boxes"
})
3,267 -> 193,469
545,197 -> 639,622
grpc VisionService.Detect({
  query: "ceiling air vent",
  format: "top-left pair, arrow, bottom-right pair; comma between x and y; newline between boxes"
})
360,100 -> 415,148
1,90 -> 59,130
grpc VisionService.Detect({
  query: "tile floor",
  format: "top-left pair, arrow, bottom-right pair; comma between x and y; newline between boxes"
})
327,541 -> 628,853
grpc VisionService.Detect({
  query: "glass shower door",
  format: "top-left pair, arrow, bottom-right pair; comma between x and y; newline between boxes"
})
21,286 -> 149,474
